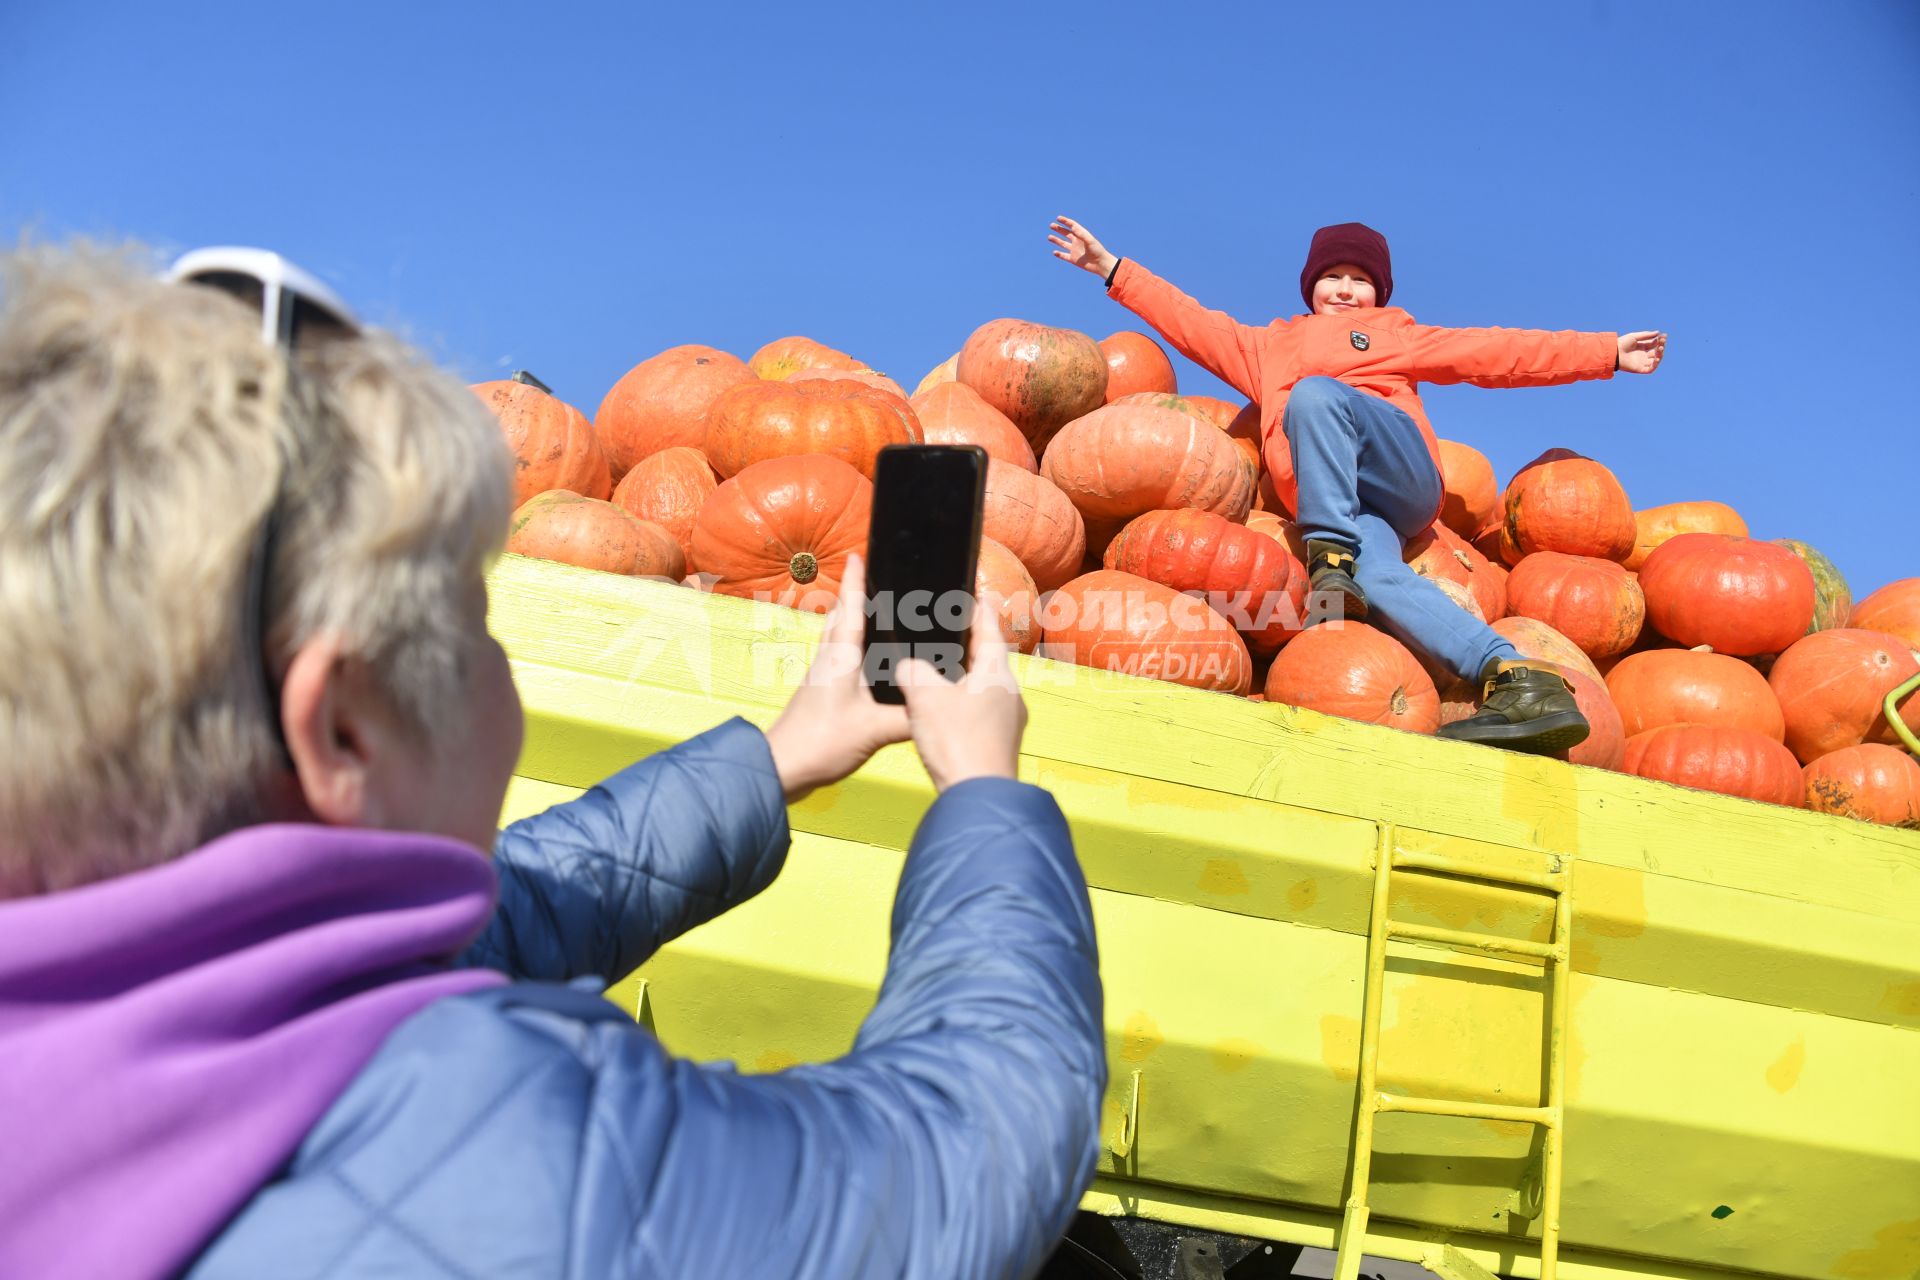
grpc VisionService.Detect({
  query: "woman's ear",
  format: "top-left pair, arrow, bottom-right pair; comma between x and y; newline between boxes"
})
279,635 -> 385,827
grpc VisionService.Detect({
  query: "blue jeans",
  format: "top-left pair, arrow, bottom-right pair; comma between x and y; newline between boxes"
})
1282,377 -> 1518,682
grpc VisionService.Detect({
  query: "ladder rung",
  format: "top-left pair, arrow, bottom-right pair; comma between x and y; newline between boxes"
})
1385,920 -> 1562,961
1373,1093 -> 1557,1127
1392,848 -> 1565,892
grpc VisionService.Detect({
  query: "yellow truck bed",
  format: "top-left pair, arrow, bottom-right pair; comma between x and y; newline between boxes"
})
489,553 -> 1920,1280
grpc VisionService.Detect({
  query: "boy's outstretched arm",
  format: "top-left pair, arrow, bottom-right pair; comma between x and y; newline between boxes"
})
1049,215 -> 1269,401
1406,323 -> 1666,387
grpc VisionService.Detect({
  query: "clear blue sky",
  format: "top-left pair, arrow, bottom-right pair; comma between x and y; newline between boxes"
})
5,1 -> 1915,596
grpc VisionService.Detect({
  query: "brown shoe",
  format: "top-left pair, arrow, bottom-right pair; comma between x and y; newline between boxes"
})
1437,659 -> 1591,754
1305,539 -> 1369,623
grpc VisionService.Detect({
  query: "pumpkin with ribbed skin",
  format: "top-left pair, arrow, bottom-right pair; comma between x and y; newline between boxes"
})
909,382 -> 1037,471
1851,578 -> 1920,652
691,455 -> 872,613
1803,745 -> 1920,827
1100,331 -> 1177,401
1180,395 -> 1242,431
1113,391 -> 1204,416
913,353 -> 959,397
976,535 -> 1039,654
1243,509 -> 1308,561
473,377 -> 611,506
593,345 -> 755,480
1491,615 -> 1605,683
508,490 -> 684,578
1623,501 -> 1749,571
1505,552 -> 1645,661
1264,621 -> 1439,733
1639,533 -> 1815,656
1604,649 -> 1785,741
610,447 -> 716,572
1040,402 -> 1254,553
981,460 -> 1086,591
1405,522 -> 1506,623
1501,448 -> 1635,563
748,336 -> 864,381
1038,569 -> 1251,694
782,367 -> 908,399
1772,539 -> 1852,634
1103,509 -> 1308,656
1768,628 -> 1920,764
705,378 -> 920,481
1437,439 -> 1499,539
957,319 -> 1107,447
1223,401 -> 1265,471
1624,724 -> 1804,807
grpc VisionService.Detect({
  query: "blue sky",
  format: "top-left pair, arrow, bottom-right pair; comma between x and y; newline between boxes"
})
5,1 -> 1916,596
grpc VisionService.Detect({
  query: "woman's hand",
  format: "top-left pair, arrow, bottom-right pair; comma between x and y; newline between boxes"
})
1617,330 -> 1667,374
763,556 -> 911,803
1049,216 -> 1119,281
897,595 -> 1028,791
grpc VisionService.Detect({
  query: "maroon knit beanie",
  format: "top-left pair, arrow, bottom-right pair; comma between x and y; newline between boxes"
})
1299,222 -> 1393,310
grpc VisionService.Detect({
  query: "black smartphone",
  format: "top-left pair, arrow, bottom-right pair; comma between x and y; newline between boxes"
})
862,444 -> 988,704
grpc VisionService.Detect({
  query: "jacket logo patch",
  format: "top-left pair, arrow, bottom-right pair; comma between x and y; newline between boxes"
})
1350,331 -> 1370,351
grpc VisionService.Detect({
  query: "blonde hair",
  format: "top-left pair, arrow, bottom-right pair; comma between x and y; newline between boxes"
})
0,244 -> 513,895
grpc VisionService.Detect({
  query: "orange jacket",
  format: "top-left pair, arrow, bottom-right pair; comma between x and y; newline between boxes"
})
1108,258 -> 1618,517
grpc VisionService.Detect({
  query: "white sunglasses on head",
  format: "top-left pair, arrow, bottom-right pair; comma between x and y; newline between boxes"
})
167,246 -> 359,348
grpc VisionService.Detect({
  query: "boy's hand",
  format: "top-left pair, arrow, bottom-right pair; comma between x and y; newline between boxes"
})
1617,330 -> 1667,374
1049,216 -> 1119,281
897,595 -> 1028,792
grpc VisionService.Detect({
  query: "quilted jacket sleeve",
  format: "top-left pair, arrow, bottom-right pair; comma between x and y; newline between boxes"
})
1403,323 -> 1617,388
459,717 -> 789,982
1107,258 -> 1270,400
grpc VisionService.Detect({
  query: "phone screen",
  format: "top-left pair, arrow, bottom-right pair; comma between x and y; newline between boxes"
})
862,444 -> 988,704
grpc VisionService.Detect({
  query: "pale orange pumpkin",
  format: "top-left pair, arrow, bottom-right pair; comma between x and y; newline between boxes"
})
1623,500 -> 1748,572
981,460 -> 1087,592
1040,402 -> 1254,554
1436,439 -> 1499,539
1037,569 -> 1252,695
507,490 -> 683,578
611,446 -> 717,572
747,336 -> 865,381
705,378 -> 921,480
913,352 -> 960,397
593,345 -> 754,479
1768,628 -> 1920,764
976,535 -> 1039,654
957,319 -> 1108,446
473,376 -> 611,506
909,382 -> 1037,471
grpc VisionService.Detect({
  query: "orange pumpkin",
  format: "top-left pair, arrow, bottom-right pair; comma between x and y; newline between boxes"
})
1638,533 -> 1815,657
1623,724 -> 1804,807
747,336 -> 865,381
1500,448 -> 1635,563
1224,402 -> 1265,475
976,535 -> 1039,654
1436,439 -> 1499,539
1490,615 -> 1605,684
1102,508 -> 1307,656
1040,402 -> 1254,553
981,460 -> 1087,591
1768,628 -> 1920,764
913,352 -> 960,397
1244,509 -> 1309,561
1505,552 -> 1646,661
1560,669 -> 1627,771
957,319 -> 1107,447
611,446 -> 717,572
1404,522 -> 1506,623
1179,395 -> 1242,431
473,376 -> 611,506
593,345 -> 754,479
1038,569 -> 1251,694
1264,621 -> 1439,733
705,378 -> 920,481
1099,331 -> 1177,400
507,490 -> 683,578
1851,578 -> 1920,652
1604,648 -> 1786,741
781,367 -> 908,399
909,382 -> 1037,471
1623,500 -> 1748,572
1802,745 -> 1920,827
691,455 -> 872,613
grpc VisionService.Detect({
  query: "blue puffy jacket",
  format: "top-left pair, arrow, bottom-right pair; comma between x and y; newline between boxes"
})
186,719 -> 1107,1278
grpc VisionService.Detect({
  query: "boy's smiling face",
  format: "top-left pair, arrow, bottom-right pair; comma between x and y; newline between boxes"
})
1312,263 -> 1378,314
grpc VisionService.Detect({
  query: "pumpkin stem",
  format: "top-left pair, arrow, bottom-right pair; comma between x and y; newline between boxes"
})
790,551 -> 819,585
511,369 -> 554,395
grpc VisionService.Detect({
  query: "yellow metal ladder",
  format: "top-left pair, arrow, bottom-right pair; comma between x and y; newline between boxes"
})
1333,826 -> 1574,1280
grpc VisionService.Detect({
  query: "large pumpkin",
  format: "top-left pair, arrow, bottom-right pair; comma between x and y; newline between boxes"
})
1490,615 -> 1605,684
976,535 -> 1039,654
1099,331 -> 1177,401
1505,552 -> 1646,661
957,319 -> 1107,447
691,455 -> 872,613
748,336 -> 865,381
782,367 -> 909,399
1623,724 -> 1804,807
473,376 -> 611,506
981,459 -> 1087,591
1180,395 -> 1242,431
1623,501 -> 1748,571
1040,402 -> 1254,553
1560,669 -> 1627,770
593,345 -> 755,480
610,446 -> 717,573
1851,578 -> 1920,652
1264,621 -> 1439,733
507,490 -> 684,578
1802,745 -> 1920,827
1638,533 -> 1816,656
1604,648 -> 1785,741
913,352 -> 960,397
1038,569 -> 1251,694
705,378 -> 920,481
1768,627 -> 1920,764
1500,448 -> 1635,563
1436,439 -> 1499,539
1102,508 -> 1307,656
1405,522 -> 1506,623
909,382 -> 1038,471
1772,539 -> 1852,634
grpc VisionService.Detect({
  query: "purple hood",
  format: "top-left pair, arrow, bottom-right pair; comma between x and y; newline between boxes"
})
0,824 -> 506,1279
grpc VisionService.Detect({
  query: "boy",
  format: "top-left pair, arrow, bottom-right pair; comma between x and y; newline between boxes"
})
1048,216 -> 1666,755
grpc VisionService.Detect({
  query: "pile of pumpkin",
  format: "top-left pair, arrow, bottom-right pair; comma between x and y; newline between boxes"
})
476,322 -> 1920,829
